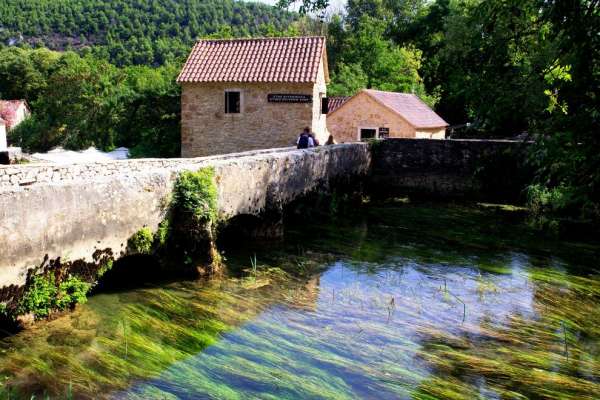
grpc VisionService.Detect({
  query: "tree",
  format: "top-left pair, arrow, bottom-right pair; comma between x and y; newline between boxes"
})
328,63 -> 368,96
330,16 -> 434,104
0,0 -> 298,66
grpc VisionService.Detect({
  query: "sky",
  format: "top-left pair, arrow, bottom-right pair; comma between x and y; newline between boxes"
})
251,0 -> 347,13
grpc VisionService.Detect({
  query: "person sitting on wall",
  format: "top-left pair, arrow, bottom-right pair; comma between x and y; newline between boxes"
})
325,135 -> 336,146
297,127 -> 314,149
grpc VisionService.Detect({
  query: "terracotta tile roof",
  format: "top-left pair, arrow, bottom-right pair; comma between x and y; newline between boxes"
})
178,36 -> 327,83
328,96 -> 350,113
0,100 -> 29,130
364,90 -> 448,128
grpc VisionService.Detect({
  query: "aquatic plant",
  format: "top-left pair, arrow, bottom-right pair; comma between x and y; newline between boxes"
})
250,254 -> 258,277
1,202 -> 599,399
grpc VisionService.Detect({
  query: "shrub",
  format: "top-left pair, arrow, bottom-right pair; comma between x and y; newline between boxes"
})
527,184 -> 573,216
154,219 -> 170,248
127,227 -> 154,255
173,168 -> 218,224
97,259 -> 114,279
56,277 -> 91,310
17,274 -> 58,319
17,274 -> 92,320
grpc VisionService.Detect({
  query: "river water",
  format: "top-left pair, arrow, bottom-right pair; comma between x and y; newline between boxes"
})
0,202 -> 599,399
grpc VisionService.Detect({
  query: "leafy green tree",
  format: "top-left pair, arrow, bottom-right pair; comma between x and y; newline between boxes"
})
277,0 -> 330,14
5,48 -> 180,157
331,16 -> 434,104
328,63 -> 368,96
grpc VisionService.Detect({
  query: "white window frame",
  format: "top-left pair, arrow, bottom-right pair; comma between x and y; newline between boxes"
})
224,89 -> 243,114
357,126 -> 379,141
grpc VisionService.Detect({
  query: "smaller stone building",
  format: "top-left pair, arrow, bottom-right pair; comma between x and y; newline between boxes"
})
327,89 -> 448,142
178,37 -> 329,157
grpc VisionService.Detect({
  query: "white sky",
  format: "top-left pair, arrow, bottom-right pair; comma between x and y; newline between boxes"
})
250,0 -> 347,12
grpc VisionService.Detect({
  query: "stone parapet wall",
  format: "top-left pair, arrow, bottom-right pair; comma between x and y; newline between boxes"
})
370,138 -> 532,201
0,147 -> 295,189
0,144 -> 371,287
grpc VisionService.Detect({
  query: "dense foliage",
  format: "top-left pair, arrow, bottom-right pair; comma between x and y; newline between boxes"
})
173,168 -> 218,225
0,0 -> 297,66
1,47 -> 181,156
296,0 -> 600,222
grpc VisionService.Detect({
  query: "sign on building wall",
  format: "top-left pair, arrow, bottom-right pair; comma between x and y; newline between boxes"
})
268,94 -> 313,103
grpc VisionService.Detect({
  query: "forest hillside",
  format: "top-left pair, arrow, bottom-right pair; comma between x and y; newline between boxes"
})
0,0 -> 298,66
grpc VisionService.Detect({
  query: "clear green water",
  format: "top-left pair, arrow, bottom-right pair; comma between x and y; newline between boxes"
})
1,203 -> 599,399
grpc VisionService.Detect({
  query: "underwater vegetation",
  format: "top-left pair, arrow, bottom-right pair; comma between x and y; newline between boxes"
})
0,202 -> 598,399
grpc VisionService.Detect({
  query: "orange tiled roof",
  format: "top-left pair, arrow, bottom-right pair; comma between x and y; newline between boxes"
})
328,96 -> 350,113
364,90 -> 448,128
178,36 -> 327,84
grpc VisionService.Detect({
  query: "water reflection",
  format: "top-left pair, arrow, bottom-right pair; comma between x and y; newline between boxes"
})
0,203 -> 599,399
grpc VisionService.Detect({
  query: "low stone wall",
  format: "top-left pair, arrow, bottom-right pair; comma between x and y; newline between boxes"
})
0,139 -> 533,291
370,138 -> 532,201
0,144 -> 371,287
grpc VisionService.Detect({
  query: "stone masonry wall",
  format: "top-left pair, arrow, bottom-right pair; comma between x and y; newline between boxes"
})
0,139 -> 533,290
327,92 -> 418,142
181,81 -> 325,157
0,144 -> 371,287
370,138 -> 532,201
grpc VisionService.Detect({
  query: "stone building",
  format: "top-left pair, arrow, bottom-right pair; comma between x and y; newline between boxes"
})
327,89 -> 448,142
178,37 -> 329,157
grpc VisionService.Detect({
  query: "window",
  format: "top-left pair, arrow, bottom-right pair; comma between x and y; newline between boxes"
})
321,96 -> 329,114
378,127 -> 390,139
360,128 -> 377,140
225,91 -> 241,113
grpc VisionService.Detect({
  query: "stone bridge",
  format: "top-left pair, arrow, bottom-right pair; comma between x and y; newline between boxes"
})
0,144 -> 371,287
0,139 -> 530,288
